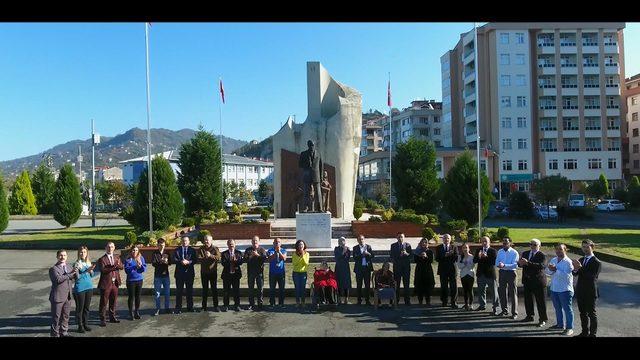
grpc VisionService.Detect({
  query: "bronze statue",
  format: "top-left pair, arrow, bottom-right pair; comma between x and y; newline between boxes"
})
298,140 -> 324,212
321,170 -> 332,212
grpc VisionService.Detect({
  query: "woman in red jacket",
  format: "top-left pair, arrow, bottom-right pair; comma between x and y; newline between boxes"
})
313,261 -> 337,305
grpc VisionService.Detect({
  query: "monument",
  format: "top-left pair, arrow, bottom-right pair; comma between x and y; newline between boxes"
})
272,61 -> 362,248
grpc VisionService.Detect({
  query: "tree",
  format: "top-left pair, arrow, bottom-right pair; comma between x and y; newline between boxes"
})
53,164 -> 82,227
257,179 -> 273,201
391,137 -> 440,214
372,182 -> 390,208
441,150 -> 493,226
8,170 -> 37,215
177,127 -> 223,216
223,180 -> 255,205
31,162 -> 56,214
0,172 -> 9,232
95,180 -> 128,209
587,173 -> 610,200
134,156 -> 185,232
508,191 -> 534,219
531,175 -> 571,217
628,176 -> 640,208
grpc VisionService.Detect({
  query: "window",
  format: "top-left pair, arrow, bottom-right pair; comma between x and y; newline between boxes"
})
632,97 -> 638,106
633,144 -> 639,154
564,159 -> 578,170
563,138 -> 580,151
500,33 -> 509,44
608,158 -> 617,169
501,75 -> 511,86
608,117 -> 620,130
502,138 -> 512,150
433,128 -> 441,135
635,160 -> 640,169
502,160 -> 512,171
501,96 -> 511,108
588,159 -> 602,169
480,160 -> 487,171
585,117 -> 601,130
515,54 -> 525,65
563,117 -> 579,131
634,129 -> 639,137
435,160 -> 442,172
518,160 -> 528,170
548,159 -> 558,170
517,96 -> 527,107
516,33 -> 524,44
608,138 -> 621,151
500,54 -> 510,65
633,112 -> 638,122
501,117 -> 512,128
540,139 -> 557,152
517,117 -> 527,128
540,117 -> 557,131
517,138 -> 528,149
516,75 -> 526,86
433,116 -> 440,123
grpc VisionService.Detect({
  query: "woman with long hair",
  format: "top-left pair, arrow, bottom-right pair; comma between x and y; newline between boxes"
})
457,242 -> 476,311
72,246 -> 98,333
292,239 -> 310,308
333,237 -> 352,304
124,245 -> 147,320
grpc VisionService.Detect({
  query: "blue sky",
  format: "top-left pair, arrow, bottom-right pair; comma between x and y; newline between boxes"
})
1,22 -> 639,161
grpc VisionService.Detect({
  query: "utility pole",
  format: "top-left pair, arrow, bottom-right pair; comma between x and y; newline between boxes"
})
91,119 -> 99,227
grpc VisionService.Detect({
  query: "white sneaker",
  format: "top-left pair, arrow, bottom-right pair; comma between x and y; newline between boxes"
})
563,329 -> 574,336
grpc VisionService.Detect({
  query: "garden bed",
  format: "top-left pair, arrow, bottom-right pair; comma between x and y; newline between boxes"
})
199,222 -> 271,240
351,221 -> 437,238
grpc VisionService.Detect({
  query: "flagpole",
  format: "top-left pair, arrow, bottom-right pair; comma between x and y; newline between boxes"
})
388,72 -> 392,208
144,22 -> 154,233
474,22 -> 482,234
218,77 -> 224,209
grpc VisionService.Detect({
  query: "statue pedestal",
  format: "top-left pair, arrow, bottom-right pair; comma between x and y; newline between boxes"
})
295,212 -> 331,248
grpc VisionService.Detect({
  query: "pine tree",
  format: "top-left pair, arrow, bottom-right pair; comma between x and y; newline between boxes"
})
391,138 -> 440,213
0,172 -> 9,232
441,150 -> 493,226
628,176 -> 640,208
31,162 -> 56,214
177,127 -> 223,215
8,170 -> 38,215
134,156 -> 185,232
53,164 -> 83,227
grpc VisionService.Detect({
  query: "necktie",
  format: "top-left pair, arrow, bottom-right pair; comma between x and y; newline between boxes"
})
529,251 -> 533,261
62,264 -> 67,275
583,257 -> 589,267
108,255 -> 113,266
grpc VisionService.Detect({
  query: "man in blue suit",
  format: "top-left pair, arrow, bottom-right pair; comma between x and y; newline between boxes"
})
172,236 -> 198,313
352,234 -> 375,305
390,232 -> 412,305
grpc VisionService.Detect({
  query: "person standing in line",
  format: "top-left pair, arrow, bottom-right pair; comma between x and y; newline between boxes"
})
390,232 -> 412,305
244,235 -> 268,311
572,239 -> 601,337
545,243 -> 575,336
151,238 -> 172,315
221,239 -> 244,311
97,242 -> 123,327
197,235 -> 221,312
457,243 -> 475,311
435,234 -> 459,308
413,238 -> 435,306
473,236 -> 499,314
124,245 -> 146,320
333,236 -> 352,304
172,236 -> 198,314
352,234 -> 374,306
518,238 -> 548,327
267,238 -> 287,308
72,246 -> 97,333
292,239 -> 310,308
49,249 -> 77,337
495,237 -> 519,319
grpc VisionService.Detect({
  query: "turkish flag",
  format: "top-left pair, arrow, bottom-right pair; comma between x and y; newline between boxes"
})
219,78 -> 225,104
387,79 -> 392,107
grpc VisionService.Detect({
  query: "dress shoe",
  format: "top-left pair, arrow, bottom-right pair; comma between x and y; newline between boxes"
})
134,311 -> 141,319
537,321 -> 546,327
500,310 -> 509,316
109,318 -> 120,323
202,307 -> 208,312
83,325 -> 92,332
174,309 -> 182,314
520,316 -> 534,322
246,305 -> 254,311
99,321 -> 107,327
563,329 -> 574,336
462,305 -> 469,311
77,327 -> 85,334
450,303 -> 459,309
233,305 -> 241,312
575,332 -> 588,337
164,309 -> 172,315
213,306 -> 220,312
510,314 -> 518,320
221,306 -> 228,312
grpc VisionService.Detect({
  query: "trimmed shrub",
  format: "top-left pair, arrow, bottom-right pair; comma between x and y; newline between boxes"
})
492,226 -> 510,242
124,231 -> 137,247
198,229 -> 211,242
260,208 -> 270,222
381,208 -> 395,221
0,172 -> 9,233
215,209 -> 229,222
182,217 -> 196,227
391,209 -> 428,225
445,219 -> 468,233
422,226 -> 436,241
467,228 -> 480,243
52,165 -> 82,227
425,213 -> 438,225
508,191 -> 534,219
9,170 -> 38,215
167,225 -> 177,233
120,206 -> 135,226
353,207 -> 364,221
231,214 -> 242,223
368,215 -> 383,222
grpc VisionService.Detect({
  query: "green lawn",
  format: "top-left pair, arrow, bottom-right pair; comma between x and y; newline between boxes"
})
488,227 -> 640,261
0,226 -> 133,249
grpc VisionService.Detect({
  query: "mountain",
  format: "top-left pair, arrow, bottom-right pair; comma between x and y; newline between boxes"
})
0,127 -> 247,181
232,136 -> 273,160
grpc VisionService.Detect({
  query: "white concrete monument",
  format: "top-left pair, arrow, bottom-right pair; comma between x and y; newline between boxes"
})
295,211 -> 332,248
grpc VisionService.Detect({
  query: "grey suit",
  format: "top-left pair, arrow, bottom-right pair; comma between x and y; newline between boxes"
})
49,262 -> 75,337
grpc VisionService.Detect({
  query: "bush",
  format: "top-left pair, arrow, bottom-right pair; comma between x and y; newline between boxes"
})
508,191 -> 534,219
467,228 -> 480,243
445,219 -> 468,233
138,230 -> 163,246
0,172 -> 9,233
198,229 -> 211,242
368,215 -> 383,222
215,209 -> 229,223
401,208 -> 416,215
260,208 -> 270,222
167,225 -> 177,233
381,208 -> 395,221
231,214 -> 242,223
491,226 -> 510,242
613,187 -> 629,204
52,165 -> 82,227
120,206 -> 135,226
354,193 -> 365,209
353,207 -> 364,221
231,204 -> 241,217
124,231 -> 137,247
391,211 -> 428,225
425,213 -> 438,225
243,219 -> 260,224
422,226 -> 436,241
182,217 -> 196,227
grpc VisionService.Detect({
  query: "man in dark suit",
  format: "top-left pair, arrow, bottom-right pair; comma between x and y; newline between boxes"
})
298,139 -> 324,212
244,236 -> 268,311
390,232 -> 412,305
473,236 -> 499,313
97,241 -> 123,327
518,238 -> 548,327
435,233 -> 458,308
352,234 -> 374,305
221,239 -> 245,311
172,236 -> 197,314
49,249 -> 77,337
572,239 -> 602,337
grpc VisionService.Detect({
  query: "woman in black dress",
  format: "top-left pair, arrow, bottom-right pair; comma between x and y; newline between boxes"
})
414,237 -> 435,306
333,236 -> 352,304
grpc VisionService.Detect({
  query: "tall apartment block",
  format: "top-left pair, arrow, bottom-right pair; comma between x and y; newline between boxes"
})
382,100 -> 443,151
626,74 -> 640,175
442,23 -> 626,192
360,116 -> 385,156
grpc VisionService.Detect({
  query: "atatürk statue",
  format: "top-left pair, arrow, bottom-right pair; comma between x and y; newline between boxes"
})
299,140 -> 324,212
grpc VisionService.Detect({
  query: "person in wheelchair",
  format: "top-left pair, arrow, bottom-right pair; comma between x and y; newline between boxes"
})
312,261 -> 338,306
373,261 -> 397,309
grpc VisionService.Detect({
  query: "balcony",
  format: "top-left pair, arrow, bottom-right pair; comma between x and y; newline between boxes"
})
605,86 -> 620,96
605,63 -> 619,75
583,87 -> 600,96
606,108 -> 620,117
560,66 -> 578,75
541,87 -> 557,96
604,43 -> 618,54
582,44 -> 599,54
561,87 -> 578,96
463,49 -> 475,63
464,69 -> 475,83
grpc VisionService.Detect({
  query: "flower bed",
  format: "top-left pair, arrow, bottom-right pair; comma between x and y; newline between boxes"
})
351,221 -> 437,238
199,222 -> 271,240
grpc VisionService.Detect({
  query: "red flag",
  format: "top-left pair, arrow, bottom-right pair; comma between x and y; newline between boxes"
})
387,79 -> 392,107
484,148 -> 489,158
219,78 -> 225,104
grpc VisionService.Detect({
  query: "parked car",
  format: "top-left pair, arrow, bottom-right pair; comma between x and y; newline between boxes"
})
224,200 -> 234,208
568,194 -> 586,208
596,199 -> 625,212
488,201 -> 508,218
534,206 -> 558,221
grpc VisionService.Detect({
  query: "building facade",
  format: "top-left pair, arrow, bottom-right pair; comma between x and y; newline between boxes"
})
360,116 -> 385,156
95,166 -> 123,182
382,100 -> 443,151
625,74 -> 640,176
442,22 -> 626,192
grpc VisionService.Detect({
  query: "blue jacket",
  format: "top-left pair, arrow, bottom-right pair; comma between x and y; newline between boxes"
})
73,261 -> 99,294
124,257 -> 147,282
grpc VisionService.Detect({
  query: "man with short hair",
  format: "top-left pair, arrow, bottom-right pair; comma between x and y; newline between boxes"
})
495,237 -> 519,319
473,236 -> 499,314
545,243 -> 575,336
267,238 -> 287,307
151,238 -> 171,315
244,235 -> 268,311
572,239 -> 601,337
197,235 -> 221,312
49,249 -> 77,337
173,236 -> 197,314
97,242 -> 123,326
390,232 -> 412,305
221,239 -> 244,311
353,234 -> 374,305
518,238 -> 548,327
436,234 -> 458,308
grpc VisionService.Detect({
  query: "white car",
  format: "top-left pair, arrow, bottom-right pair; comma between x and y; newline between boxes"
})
535,206 -> 558,220
597,199 -> 625,212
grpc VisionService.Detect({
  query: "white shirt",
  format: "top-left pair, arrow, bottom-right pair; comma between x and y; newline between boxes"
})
359,244 -> 367,266
106,253 -> 114,266
495,247 -> 519,271
458,255 -> 475,278
545,256 -> 574,293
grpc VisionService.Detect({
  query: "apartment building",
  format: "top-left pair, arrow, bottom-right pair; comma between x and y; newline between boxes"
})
442,22 -> 626,192
360,116 -> 385,156
626,74 -> 640,175
382,100 -> 443,151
